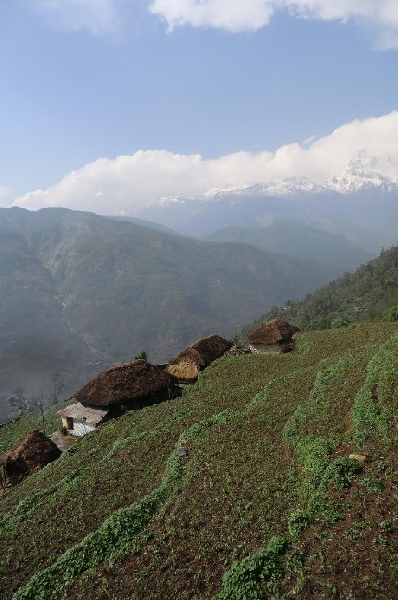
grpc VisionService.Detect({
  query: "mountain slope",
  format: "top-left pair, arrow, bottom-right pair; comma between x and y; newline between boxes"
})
1,322 -> 397,599
0,207 -> 341,422
0,219 -> 102,424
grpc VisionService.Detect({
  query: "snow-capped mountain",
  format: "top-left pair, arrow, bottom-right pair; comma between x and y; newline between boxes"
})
155,154 -> 398,204
138,153 -> 398,247
324,155 -> 398,194
201,177 -> 324,198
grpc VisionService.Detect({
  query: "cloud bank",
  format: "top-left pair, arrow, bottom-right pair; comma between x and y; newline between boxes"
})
150,0 -> 398,48
12,112 -> 398,215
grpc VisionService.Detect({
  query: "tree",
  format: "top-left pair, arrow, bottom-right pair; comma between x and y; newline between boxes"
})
7,387 -> 31,419
7,373 -> 66,432
46,372 -> 65,405
331,317 -> 350,329
7,388 -> 45,430
383,305 -> 398,322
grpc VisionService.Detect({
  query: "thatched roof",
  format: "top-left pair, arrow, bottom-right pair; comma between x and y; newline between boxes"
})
0,430 -> 61,481
74,359 -> 176,408
247,318 -> 300,345
168,334 -> 233,368
58,402 -> 109,424
167,334 -> 232,381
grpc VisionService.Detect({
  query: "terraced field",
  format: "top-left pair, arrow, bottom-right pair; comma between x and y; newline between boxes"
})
1,322 -> 397,599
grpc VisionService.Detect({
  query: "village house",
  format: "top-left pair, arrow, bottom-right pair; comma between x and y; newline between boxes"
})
58,402 -> 110,437
247,318 -> 300,353
59,358 -> 179,436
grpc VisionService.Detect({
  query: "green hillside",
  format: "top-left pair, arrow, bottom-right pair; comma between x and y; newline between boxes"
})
1,322 -> 397,599
246,245 -> 398,334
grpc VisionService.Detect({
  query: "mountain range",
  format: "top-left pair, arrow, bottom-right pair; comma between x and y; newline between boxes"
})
136,155 -> 398,253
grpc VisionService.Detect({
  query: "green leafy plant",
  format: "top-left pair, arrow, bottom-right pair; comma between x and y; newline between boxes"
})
287,509 -> 312,539
319,457 -> 362,491
216,537 -> 289,599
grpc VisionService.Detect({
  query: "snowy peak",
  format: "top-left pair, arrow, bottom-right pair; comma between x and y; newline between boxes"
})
201,154 -> 398,199
324,154 -> 398,194
257,176 -> 322,196
203,177 -> 323,198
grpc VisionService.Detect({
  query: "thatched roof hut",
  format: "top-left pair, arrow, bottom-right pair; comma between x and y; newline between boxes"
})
247,318 -> 300,353
167,334 -> 233,383
74,359 -> 178,410
0,430 -> 61,485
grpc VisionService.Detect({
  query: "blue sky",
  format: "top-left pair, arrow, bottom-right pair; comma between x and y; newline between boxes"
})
1,1 -> 398,214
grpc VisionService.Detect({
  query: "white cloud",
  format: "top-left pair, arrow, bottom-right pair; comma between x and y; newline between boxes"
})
12,112 -> 398,215
149,0 -> 398,48
27,1 -> 398,47
30,0 -> 123,34
149,0 -> 274,32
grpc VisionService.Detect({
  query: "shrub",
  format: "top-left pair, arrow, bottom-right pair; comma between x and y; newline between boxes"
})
383,305 -> 398,322
217,537 -> 289,599
320,457 -> 362,491
331,317 -> 350,329
288,509 -> 312,539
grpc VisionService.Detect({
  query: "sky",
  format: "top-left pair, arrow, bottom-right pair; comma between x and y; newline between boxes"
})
1,0 -> 398,214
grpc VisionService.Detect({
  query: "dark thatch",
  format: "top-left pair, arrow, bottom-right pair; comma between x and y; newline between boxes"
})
188,334 -> 233,363
167,334 -> 233,382
74,359 -> 178,409
247,318 -> 300,352
0,430 -> 61,485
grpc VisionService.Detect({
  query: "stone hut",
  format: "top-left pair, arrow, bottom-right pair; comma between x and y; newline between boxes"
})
167,334 -> 233,383
247,318 -> 300,353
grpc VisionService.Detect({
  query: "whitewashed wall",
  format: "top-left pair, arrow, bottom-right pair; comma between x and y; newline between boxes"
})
72,419 -> 96,437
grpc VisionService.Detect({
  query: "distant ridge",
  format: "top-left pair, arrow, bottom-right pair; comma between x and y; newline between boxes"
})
203,220 -> 372,271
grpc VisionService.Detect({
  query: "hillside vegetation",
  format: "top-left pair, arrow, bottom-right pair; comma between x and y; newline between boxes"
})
1,322 -> 397,599
245,245 -> 398,334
